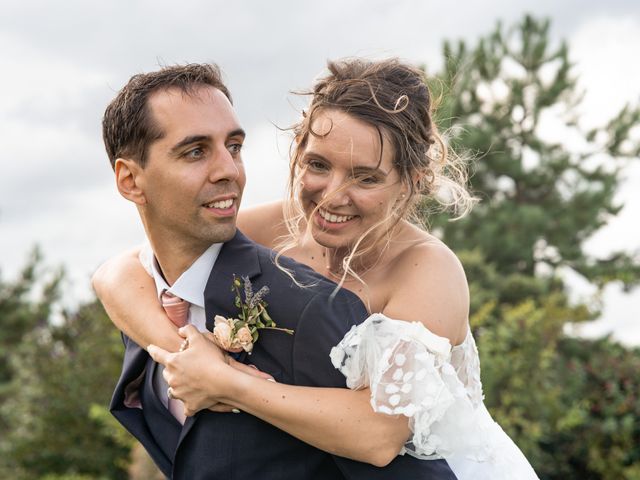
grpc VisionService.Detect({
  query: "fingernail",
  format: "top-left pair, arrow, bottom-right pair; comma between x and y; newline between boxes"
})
248,364 -> 258,370
266,378 -> 276,382
232,408 -> 241,414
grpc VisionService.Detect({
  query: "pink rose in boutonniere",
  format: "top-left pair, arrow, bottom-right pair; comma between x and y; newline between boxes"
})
212,316 -> 241,352
211,275 -> 294,354
235,325 -> 254,352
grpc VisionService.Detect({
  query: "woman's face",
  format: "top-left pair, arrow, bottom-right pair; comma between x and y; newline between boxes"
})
299,109 -> 406,250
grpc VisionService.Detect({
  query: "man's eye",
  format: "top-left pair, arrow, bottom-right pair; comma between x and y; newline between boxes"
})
186,147 -> 205,159
228,143 -> 243,154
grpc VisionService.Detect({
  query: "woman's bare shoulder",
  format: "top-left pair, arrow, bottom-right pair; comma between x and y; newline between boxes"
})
383,229 -> 469,345
237,200 -> 288,249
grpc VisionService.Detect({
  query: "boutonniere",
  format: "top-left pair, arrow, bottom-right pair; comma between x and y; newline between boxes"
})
212,275 -> 294,353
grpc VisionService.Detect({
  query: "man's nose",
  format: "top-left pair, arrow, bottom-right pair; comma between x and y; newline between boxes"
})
208,147 -> 240,183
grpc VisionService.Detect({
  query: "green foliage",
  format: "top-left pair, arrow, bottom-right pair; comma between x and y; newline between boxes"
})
425,14 -> 640,479
0,248 -> 63,445
552,337 -> 640,479
0,248 -> 63,388
428,15 -> 640,290
40,475 -> 105,480
0,255 -> 132,480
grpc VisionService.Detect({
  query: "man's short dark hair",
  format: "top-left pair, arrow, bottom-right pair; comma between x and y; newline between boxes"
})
102,63 -> 232,169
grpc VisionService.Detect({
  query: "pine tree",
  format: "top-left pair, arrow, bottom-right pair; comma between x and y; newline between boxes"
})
430,15 -> 640,293
425,15 -> 640,478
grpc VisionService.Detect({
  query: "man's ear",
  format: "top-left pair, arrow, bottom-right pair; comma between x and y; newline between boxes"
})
115,158 -> 146,205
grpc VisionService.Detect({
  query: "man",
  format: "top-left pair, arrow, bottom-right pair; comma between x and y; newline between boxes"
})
101,63 -> 457,479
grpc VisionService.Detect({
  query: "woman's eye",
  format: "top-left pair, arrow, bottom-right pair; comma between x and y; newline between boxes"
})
307,160 -> 327,171
357,175 -> 380,185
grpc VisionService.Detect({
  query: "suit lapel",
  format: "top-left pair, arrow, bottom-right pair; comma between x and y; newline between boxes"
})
204,229 -> 262,331
174,230 -> 262,456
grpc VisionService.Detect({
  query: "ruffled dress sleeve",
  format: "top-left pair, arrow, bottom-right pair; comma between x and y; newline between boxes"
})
330,313 -> 494,461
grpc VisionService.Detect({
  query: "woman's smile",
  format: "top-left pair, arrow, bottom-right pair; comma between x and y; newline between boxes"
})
299,109 -> 404,248
312,204 -> 359,231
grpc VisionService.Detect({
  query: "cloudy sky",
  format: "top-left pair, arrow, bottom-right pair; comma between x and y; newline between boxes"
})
1,0 -> 638,343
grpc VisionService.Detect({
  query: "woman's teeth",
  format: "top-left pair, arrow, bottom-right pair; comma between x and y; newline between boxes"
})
318,208 -> 354,223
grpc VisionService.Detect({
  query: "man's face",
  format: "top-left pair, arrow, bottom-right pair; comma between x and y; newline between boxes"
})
136,85 -> 246,253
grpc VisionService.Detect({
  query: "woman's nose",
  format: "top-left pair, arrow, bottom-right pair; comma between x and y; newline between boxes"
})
321,175 -> 352,208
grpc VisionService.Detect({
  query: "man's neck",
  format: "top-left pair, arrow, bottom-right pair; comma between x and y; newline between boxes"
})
149,238 -> 209,286
140,211 -> 213,284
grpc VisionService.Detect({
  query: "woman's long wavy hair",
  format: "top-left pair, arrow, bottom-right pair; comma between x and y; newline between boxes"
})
276,58 -> 476,291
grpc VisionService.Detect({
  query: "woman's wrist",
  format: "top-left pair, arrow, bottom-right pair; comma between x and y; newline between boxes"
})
201,357 -> 246,405
219,364 -> 259,407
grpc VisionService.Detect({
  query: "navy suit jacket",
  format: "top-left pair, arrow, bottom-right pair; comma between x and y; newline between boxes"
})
110,230 -> 457,479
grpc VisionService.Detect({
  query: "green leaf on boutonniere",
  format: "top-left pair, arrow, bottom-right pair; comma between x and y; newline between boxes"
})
212,275 -> 294,354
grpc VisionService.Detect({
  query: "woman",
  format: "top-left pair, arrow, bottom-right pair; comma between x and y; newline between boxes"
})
94,58 -> 538,478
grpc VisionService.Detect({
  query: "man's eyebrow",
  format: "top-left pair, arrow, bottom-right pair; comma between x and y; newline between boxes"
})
228,128 -> 246,140
169,129 -> 246,156
170,135 -> 211,155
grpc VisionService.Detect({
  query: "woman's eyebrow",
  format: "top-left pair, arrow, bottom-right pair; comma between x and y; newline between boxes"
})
304,150 -> 391,176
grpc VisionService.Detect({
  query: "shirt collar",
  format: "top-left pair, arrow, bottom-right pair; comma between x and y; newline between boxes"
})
150,243 -> 222,309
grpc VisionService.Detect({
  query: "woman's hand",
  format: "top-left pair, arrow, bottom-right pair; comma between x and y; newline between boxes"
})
148,325 -> 274,416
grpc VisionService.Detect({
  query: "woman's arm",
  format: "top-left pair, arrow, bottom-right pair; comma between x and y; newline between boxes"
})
150,326 -> 410,467
228,372 -> 408,467
94,248 -> 411,465
92,247 -> 183,352
91,199 -> 287,351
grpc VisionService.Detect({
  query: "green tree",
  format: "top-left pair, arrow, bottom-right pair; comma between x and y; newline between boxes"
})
0,248 -> 62,436
0,254 -> 133,479
425,14 -> 640,479
431,15 -> 639,291
556,337 -> 640,479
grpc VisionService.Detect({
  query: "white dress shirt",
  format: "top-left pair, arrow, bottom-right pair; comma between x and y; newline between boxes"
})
139,242 -> 222,409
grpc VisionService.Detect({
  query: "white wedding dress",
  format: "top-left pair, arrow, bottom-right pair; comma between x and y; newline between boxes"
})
330,313 -> 539,479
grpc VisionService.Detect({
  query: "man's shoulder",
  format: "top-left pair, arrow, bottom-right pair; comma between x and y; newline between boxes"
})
219,229 -> 365,316
252,241 -> 352,302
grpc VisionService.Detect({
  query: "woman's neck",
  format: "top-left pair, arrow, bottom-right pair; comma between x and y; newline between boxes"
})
322,227 -> 398,281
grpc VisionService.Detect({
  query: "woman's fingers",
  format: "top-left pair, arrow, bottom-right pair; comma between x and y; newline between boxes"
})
147,344 -> 171,366
149,328 -> 260,415
228,358 -> 275,382
207,403 -> 240,413
178,324 -> 202,343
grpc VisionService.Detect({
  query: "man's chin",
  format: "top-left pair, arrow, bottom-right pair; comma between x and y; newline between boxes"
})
205,224 -> 237,244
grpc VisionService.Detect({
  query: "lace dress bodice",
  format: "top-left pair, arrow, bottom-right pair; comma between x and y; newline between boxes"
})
330,313 -> 539,479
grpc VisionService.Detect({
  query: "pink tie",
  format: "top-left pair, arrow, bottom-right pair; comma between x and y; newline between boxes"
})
161,291 -> 190,327
160,291 -> 190,424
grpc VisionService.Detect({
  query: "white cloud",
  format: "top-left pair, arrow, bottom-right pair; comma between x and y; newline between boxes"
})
241,124 -> 291,207
571,16 -> 640,125
1,0 -> 639,344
